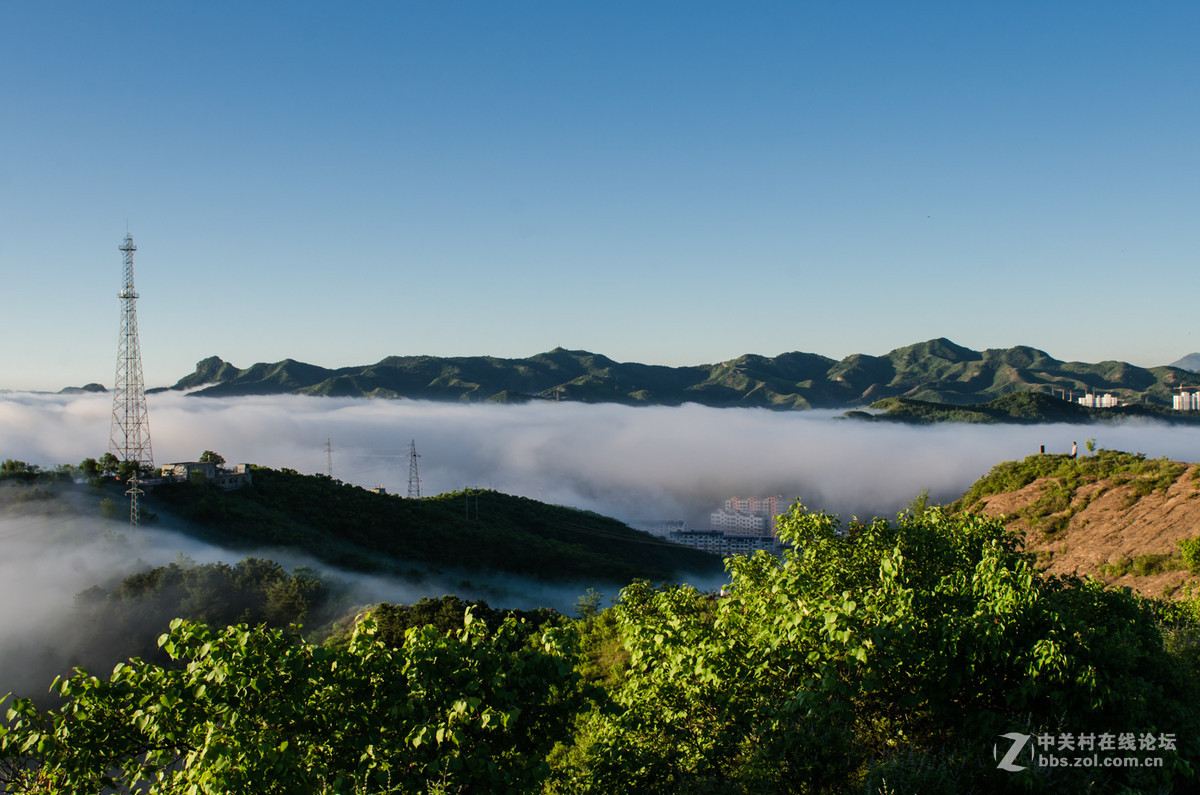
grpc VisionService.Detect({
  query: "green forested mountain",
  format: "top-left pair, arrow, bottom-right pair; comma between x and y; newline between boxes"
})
166,338 -> 1198,408
148,466 -> 719,584
858,390 -> 1200,425
0,463 -> 719,587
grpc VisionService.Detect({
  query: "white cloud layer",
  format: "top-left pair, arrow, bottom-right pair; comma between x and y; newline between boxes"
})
5,391 -> 1200,523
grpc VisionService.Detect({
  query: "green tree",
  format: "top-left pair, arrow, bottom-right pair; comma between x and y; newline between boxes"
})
0,460 -> 38,480
78,457 -> 102,487
199,450 -> 225,467
573,505 -> 1198,793
0,613 -> 584,793
97,452 -> 119,478
573,588 -> 605,620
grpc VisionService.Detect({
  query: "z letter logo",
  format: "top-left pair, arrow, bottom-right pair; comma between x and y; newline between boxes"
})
994,732 -> 1032,772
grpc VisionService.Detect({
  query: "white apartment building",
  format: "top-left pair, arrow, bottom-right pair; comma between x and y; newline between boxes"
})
723,495 -> 782,515
712,495 -> 784,536
1174,391 -> 1200,411
1077,393 -> 1121,408
668,529 -> 786,556
710,511 -> 770,534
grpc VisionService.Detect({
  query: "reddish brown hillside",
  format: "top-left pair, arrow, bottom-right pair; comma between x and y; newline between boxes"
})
963,456 -> 1200,599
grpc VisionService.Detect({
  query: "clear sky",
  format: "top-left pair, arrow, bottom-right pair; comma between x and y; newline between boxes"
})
3,1 -> 1198,391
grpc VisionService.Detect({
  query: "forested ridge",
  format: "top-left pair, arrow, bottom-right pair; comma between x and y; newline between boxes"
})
1,459 -> 718,585
859,391 -> 1200,425
153,465 -> 718,582
165,337 -> 1200,410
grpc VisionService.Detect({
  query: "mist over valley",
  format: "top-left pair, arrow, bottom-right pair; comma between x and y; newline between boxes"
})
11,389 -> 1200,528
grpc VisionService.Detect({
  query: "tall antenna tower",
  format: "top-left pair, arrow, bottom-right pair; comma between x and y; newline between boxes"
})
109,233 -> 153,472
407,439 -> 421,498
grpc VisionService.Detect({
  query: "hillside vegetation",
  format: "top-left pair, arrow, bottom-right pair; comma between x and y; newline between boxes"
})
145,467 -> 721,584
955,449 -> 1200,596
860,390 -> 1199,424
5,505 -> 1200,792
165,337 -> 1199,410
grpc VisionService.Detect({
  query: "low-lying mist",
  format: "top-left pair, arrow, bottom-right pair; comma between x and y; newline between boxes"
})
4,390 -> 1200,523
0,506 -> 616,704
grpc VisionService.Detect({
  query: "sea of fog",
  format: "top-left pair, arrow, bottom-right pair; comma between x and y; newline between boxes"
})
4,391 -> 1200,697
5,390 -> 1200,524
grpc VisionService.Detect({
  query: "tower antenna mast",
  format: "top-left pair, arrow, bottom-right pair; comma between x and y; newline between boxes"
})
109,234 -> 153,481
109,233 -> 153,526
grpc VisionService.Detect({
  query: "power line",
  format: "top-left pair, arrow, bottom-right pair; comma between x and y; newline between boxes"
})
407,440 -> 421,498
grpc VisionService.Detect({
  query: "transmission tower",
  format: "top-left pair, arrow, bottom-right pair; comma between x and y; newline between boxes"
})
126,474 -> 144,529
407,439 -> 421,498
109,233 -> 153,472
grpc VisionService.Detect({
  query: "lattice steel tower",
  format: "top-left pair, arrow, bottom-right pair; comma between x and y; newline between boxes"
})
407,439 -> 421,498
109,233 -> 153,472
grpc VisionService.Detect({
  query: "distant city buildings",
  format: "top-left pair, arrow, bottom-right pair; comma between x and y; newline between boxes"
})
711,495 -> 782,535
1077,393 -> 1121,408
1174,390 -> 1200,411
636,495 -> 789,557
668,529 -> 786,556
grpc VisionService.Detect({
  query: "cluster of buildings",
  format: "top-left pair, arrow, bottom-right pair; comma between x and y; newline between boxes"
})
1174,391 -> 1200,411
1075,389 -> 1200,411
1077,393 -> 1122,408
143,461 -> 254,490
634,495 -> 789,557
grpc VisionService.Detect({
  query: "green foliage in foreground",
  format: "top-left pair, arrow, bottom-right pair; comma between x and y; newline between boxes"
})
0,614 -> 583,794
555,505 -> 1200,793
4,508 -> 1199,793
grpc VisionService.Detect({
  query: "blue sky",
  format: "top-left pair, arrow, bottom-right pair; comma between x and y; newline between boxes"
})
3,1 -> 1198,390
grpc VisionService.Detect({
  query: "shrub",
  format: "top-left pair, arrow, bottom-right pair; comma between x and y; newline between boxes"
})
1179,537 -> 1200,575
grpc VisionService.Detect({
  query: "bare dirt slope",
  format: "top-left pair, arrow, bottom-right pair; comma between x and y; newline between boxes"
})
970,463 -> 1200,598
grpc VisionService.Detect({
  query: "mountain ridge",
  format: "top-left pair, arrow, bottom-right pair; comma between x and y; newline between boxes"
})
165,338 -> 1200,410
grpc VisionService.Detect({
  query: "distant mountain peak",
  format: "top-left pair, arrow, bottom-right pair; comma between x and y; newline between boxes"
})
58,382 -> 107,394
1170,353 -> 1200,372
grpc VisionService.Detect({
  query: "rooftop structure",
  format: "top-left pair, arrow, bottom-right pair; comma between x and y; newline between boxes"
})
159,461 -> 253,490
